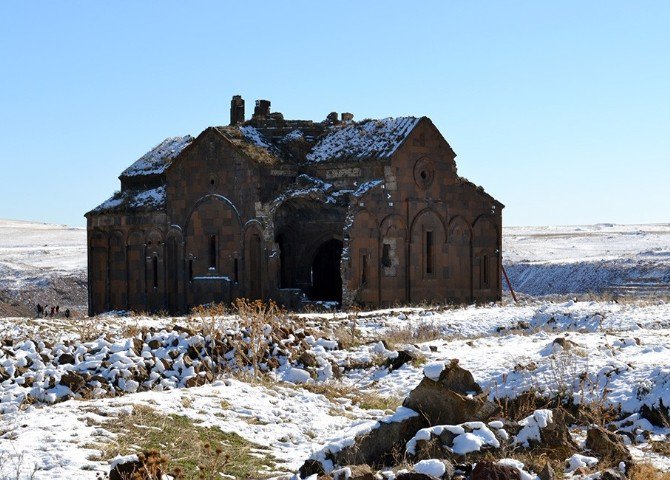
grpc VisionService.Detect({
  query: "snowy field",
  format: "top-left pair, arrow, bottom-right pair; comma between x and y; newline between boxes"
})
0,219 -> 86,316
504,224 -> 670,297
0,220 -> 669,479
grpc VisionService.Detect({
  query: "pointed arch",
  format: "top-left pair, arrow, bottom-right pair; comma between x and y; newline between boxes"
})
108,230 -> 127,310
89,229 -> 108,315
348,209 -> 379,305
409,208 -> 446,303
472,215 -> 500,299
447,215 -> 472,303
244,220 -> 265,300
166,226 -> 184,313
379,214 -> 408,305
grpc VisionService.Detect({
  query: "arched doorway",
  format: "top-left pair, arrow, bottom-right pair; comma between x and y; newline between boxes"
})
249,232 -> 262,300
310,238 -> 343,303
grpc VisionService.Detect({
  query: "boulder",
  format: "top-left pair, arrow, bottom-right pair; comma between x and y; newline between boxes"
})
403,360 -> 498,426
59,372 -> 86,392
396,473 -> 439,480
328,408 -> 428,468
552,337 -> 579,351
600,468 -> 627,480
471,461 -> 521,480
131,338 -> 144,355
299,459 -> 325,478
299,352 -> 318,368
388,350 -> 418,371
332,464 -> 375,480
538,409 -> 578,457
586,426 -> 632,468
57,353 -> 75,365
640,400 -> 670,428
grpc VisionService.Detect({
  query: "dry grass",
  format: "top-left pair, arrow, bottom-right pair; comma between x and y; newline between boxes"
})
629,463 -> 670,480
89,404 -> 277,479
299,382 -> 402,412
383,322 -> 444,349
650,440 -> 670,456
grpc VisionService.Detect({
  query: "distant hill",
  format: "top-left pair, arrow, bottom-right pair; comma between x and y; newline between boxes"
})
1,219 -> 668,316
503,223 -> 670,298
0,219 -> 87,316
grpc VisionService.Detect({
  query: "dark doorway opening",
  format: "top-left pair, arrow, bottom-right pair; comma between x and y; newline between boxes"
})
276,233 -> 289,288
249,233 -> 262,299
310,238 -> 343,303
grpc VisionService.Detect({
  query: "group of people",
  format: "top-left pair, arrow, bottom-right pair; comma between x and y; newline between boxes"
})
36,303 -> 70,318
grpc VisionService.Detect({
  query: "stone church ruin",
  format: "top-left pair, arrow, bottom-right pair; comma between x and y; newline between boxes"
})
86,96 -> 503,315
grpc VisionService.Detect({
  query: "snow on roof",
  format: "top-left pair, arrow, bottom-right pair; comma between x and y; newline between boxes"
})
239,125 -> 273,149
89,185 -> 166,215
306,117 -> 421,163
120,136 -> 193,178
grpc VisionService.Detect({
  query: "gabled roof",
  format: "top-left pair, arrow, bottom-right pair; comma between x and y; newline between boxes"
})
120,136 -> 194,178
87,186 -> 167,216
213,126 -> 281,165
306,117 -> 422,163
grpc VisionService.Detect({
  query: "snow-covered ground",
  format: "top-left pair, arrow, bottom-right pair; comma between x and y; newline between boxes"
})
0,219 -> 86,316
504,224 -> 670,297
0,220 -> 669,478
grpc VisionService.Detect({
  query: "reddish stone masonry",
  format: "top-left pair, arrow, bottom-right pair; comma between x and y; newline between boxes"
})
86,96 -> 503,315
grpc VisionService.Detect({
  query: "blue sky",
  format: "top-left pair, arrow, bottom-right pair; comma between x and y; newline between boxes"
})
0,2 -> 668,227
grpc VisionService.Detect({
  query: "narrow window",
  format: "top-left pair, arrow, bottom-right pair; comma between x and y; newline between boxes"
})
209,235 -> 216,269
361,253 -> 368,286
382,243 -> 392,268
152,256 -> 158,289
233,258 -> 239,283
188,259 -> 193,282
425,231 -> 434,275
482,255 -> 489,288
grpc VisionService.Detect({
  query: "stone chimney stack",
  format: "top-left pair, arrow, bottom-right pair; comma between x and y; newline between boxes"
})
230,95 -> 245,126
253,99 -> 271,120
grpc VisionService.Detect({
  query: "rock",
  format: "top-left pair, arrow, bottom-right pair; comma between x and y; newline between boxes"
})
403,361 -> 498,426
601,468 -> 627,480
332,464 -> 376,480
185,372 -> 213,388
0,365 -> 9,381
329,408 -> 428,468
552,337 -> 578,350
299,459 -> 325,478
538,462 -> 554,480
471,461 -> 521,480
389,350 -> 418,371
330,360 -> 343,379
147,339 -> 161,349
109,450 -> 166,480
640,400 -> 670,428
60,372 -> 86,392
438,360 -> 482,394
586,426 -> 632,468
396,473 -> 439,480
538,409 -> 578,457
57,353 -> 75,365
172,325 -> 194,336
299,352 -> 318,368
131,338 -> 144,355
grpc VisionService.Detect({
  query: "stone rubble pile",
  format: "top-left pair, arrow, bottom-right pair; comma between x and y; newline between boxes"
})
0,322 -> 337,413
298,360 -> 635,480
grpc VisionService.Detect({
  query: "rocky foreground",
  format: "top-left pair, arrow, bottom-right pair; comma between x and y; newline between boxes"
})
1,301 -> 670,479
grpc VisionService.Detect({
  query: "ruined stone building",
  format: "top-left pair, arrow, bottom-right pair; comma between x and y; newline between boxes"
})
86,96 -> 503,315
